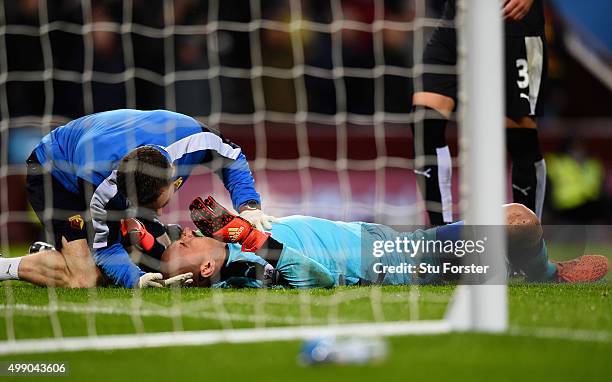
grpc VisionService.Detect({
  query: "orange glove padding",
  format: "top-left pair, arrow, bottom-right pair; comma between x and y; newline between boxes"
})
120,218 -> 155,252
189,196 -> 270,252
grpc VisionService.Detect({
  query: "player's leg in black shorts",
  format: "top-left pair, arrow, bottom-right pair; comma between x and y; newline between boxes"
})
412,26 -> 457,225
421,27 -> 458,101
25,152 -> 91,250
505,35 -> 548,218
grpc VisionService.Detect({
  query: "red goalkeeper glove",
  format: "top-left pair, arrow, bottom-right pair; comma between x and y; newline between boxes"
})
189,195 -> 270,252
120,218 -> 155,252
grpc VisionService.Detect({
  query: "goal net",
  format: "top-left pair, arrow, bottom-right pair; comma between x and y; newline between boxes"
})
0,0 -> 506,355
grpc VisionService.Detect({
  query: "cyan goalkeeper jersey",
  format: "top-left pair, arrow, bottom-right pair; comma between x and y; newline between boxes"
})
33,109 -> 260,288
224,215 -> 438,288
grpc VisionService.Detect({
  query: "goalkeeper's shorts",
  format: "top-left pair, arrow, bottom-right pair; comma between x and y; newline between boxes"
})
25,152 -> 91,249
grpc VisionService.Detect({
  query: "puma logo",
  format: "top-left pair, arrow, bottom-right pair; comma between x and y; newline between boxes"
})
414,168 -> 432,178
244,264 -> 255,277
512,184 -> 531,196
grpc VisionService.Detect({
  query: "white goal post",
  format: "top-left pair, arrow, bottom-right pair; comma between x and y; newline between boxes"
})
452,0 -> 508,332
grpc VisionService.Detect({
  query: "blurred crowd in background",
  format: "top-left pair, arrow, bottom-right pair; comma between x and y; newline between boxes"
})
3,0 -> 609,118
1,0 -> 611,226
4,0 -> 423,116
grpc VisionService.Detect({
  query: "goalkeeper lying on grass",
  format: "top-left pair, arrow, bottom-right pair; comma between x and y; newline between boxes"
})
1,197 -> 609,288
158,197 -> 608,288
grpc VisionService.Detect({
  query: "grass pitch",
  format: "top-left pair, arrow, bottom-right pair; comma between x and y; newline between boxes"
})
0,245 -> 610,381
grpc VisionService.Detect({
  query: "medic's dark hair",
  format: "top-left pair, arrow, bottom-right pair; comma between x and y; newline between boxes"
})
116,146 -> 174,206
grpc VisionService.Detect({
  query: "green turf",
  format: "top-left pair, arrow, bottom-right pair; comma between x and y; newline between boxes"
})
0,245 -> 610,381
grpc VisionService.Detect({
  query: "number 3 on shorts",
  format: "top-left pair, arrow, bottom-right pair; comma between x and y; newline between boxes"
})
516,59 -> 529,89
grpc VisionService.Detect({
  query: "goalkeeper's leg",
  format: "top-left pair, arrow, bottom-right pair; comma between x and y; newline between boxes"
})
431,204 -> 608,282
504,203 -> 556,281
505,203 -> 608,282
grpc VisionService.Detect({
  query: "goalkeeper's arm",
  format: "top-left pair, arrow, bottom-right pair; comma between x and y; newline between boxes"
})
190,195 -> 334,288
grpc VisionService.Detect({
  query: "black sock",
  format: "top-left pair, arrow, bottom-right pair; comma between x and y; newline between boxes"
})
411,106 -> 453,225
506,128 -> 546,218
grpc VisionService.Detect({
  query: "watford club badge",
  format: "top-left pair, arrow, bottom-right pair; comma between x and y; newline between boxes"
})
173,177 -> 183,190
68,214 -> 85,230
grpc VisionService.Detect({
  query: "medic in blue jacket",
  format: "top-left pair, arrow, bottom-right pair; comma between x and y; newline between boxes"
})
25,109 -> 274,288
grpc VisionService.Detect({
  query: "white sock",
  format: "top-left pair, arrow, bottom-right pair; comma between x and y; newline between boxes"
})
0,257 -> 22,281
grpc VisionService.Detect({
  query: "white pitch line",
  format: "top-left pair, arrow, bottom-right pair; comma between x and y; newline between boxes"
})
508,326 -> 611,343
0,320 -> 452,355
0,320 -> 608,356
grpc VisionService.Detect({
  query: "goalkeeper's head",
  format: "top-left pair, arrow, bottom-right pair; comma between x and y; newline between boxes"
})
117,146 -> 175,210
160,227 -> 225,287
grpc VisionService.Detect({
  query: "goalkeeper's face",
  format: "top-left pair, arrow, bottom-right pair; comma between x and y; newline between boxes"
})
161,227 -> 220,287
